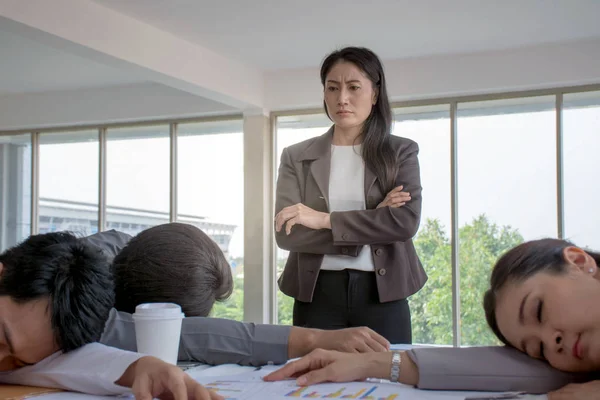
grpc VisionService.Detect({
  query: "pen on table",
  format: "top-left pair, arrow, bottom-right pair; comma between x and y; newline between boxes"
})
464,392 -> 526,400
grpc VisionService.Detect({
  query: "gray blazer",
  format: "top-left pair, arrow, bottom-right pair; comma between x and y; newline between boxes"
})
275,129 -> 427,303
88,231 -> 592,393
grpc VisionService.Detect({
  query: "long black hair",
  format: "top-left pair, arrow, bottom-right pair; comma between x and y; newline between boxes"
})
320,47 -> 396,193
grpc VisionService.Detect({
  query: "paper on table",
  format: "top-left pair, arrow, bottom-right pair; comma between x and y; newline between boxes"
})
195,371 -> 418,400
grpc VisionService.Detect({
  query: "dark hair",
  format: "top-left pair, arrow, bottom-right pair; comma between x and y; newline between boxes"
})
484,238 -> 600,345
0,232 -> 114,352
320,46 -> 396,193
112,223 -> 233,317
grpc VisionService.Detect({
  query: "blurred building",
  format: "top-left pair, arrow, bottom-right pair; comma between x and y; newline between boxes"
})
39,197 -> 236,257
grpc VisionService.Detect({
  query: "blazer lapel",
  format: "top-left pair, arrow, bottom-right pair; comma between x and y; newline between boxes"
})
310,155 -> 330,206
364,162 -> 378,200
298,127 -> 333,207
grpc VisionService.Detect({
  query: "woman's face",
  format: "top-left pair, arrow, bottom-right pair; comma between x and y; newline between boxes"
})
323,61 -> 377,132
495,247 -> 600,372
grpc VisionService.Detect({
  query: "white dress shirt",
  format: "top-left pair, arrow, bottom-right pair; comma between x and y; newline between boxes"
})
0,343 -> 143,395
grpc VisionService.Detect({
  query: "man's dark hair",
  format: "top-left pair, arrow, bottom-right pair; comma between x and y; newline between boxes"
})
0,232 -> 114,351
112,223 -> 233,317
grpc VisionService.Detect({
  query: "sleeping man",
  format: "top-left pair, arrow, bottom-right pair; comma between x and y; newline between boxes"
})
0,226 -> 390,396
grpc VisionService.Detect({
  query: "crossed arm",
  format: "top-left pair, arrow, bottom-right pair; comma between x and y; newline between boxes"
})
274,141 -> 422,254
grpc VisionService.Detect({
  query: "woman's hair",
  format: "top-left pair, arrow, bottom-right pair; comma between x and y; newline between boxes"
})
483,238 -> 600,345
320,46 -> 396,193
112,223 -> 233,317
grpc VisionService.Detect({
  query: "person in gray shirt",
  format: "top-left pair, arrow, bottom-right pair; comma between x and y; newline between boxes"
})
83,225 -> 391,367
110,223 -> 234,318
265,238 -> 600,397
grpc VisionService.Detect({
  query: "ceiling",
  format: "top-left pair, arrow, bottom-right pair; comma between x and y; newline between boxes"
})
2,0 -> 600,97
0,26 -> 145,95
91,0 -> 600,70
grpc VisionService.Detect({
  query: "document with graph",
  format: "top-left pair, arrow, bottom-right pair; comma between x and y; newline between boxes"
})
195,370 -> 410,400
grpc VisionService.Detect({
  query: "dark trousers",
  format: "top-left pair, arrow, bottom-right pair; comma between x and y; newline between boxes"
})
293,269 -> 412,344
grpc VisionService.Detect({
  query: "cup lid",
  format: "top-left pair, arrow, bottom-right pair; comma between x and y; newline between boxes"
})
133,302 -> 184,318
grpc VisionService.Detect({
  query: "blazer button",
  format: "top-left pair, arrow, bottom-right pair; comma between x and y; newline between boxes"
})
341,247 -> 349,254
342,233 -> 350,240
377,268 -> 387,276
375,248 -> 383,256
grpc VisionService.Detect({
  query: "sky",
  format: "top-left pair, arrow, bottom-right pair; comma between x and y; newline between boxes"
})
33,101 -> 600,259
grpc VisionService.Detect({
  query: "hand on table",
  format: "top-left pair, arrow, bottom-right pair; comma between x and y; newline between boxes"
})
313,327 -> 390,353
548,380 -> 600,400
118,356 -> 224,400
264,349 -> 382,386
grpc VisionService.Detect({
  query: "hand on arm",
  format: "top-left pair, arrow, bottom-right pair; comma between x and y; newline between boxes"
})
376,186 -> 411,209
275,203 -> 331,235
274,148 -> 349,255
116,356 -> 223,400
264,349 -> 419,387
329,142 -> 422,245
287,327 -> 390,359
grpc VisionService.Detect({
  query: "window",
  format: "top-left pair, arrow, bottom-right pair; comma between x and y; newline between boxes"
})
563,91 -> 600,250
0,134 -> 31,251
275,114 -> 332,325
457,96 -> 557,345
393,105 -> 452,345
106,126 -> 170,236
177,120 -> 244,320
2,84 -> 598,338
39,130 -> 99,236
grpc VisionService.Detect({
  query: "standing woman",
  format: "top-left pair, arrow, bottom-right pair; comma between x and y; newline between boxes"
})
274,47 -> 426,343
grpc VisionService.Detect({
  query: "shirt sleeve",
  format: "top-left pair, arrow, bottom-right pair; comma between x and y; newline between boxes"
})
0,343 -> 143,396
407,346 -> 593,393
100,308 -> 291,366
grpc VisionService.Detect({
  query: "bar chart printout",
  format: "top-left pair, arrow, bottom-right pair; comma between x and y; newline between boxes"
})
285,384 -> 400,399
196,377 -> 405,400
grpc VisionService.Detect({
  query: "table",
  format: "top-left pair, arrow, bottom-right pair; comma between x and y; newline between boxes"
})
36,362 -> 546,400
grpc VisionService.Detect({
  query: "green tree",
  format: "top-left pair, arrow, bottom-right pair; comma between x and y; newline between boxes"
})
213,214 -> 523,345
277,257 -> 294,325
410,215 -> 523,345
211,276 -> 244,321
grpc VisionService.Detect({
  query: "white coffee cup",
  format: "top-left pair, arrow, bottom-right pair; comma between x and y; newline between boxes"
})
132,303 -> 185,365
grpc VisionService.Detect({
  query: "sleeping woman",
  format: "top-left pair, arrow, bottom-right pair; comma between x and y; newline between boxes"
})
265,238 -> 600,399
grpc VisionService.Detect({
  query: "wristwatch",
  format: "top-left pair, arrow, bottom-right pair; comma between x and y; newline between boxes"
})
389,351 -> 401,382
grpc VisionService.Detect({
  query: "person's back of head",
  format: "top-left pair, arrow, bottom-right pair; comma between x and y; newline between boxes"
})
112,223 -> 233,317
0,232 -> 114,352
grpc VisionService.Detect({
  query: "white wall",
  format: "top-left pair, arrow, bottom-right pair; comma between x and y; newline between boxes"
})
2,38 -> 600,132
0,0 -> 264,110
265,38 -> 600,111
0,83 -> 236,131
